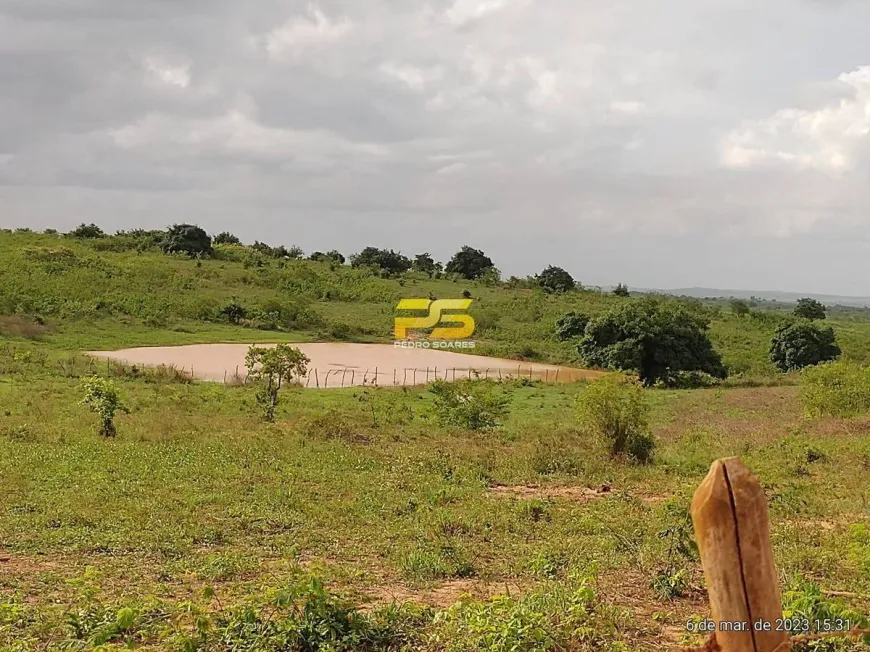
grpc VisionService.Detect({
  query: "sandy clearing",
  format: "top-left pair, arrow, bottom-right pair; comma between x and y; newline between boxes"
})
87,343 -> 603,388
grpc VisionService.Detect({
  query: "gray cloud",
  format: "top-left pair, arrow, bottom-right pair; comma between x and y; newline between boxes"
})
2,0 -> 870,293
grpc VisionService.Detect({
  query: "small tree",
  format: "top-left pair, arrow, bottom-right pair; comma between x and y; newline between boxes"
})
612,283 -> 630,297
310,250 -> 346,264
537,266 -> 576,293
730,299 -> 751,317
445,246 -> 495,280
161,224 -> 213,257
575,373 -> 654,463
579,299 -> 727,386
245,344 -> 310,421
554,312 -> 589,341
429,379 -> 511,431
219,299 -> 247,324
68,223 -> 105,239
213,232 -> 242,245
350,247 -> 412,276
770,320 -> 840,372
793,298 -> 826,321
81,376 -> 127,437
413,253 -> 442,277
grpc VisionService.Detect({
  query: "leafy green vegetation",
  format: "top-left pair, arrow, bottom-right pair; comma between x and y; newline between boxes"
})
770,320 -> 841,372
575,373 -> 655,462
800,361 -> 870,418
2,228 -> 870,649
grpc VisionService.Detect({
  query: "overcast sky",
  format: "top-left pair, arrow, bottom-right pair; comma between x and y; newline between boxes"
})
2,1 -> 870,294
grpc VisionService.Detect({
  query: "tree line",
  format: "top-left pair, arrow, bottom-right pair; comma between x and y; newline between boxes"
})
52,222 -> 634,293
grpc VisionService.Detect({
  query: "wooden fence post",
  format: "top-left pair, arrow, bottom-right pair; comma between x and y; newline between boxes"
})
691,457 -> 788,652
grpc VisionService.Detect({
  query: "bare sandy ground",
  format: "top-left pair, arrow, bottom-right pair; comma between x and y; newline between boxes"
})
87,343 -> 602,388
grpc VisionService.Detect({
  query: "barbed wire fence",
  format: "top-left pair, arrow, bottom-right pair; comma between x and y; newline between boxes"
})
221,364 -> 566,388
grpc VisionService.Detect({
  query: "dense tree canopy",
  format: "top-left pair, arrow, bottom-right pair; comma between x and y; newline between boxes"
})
537,266 -> 576,293
310,250 -> 346,264
730,299 -> 751,317
213,232 -> 242,245
793,298 -> 826,321
350,247 -> 412,275
554,312 -> 589,341
68,223 -> 106,239
445,246 -> 495,280
161,224 -> 212,257
612,283 -> 630,297
578,299 -> 727,385
413,253 -> 442,277
770,320 -> 840,372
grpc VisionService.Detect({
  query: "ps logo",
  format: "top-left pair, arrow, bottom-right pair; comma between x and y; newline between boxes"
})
394,299 -> 476,340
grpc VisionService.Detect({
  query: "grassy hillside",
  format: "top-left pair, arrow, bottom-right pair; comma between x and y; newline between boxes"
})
4,229 -> 870,377
2,228 -> 870,650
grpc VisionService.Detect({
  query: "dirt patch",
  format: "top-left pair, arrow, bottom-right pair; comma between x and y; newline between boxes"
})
366,579 -> 527,608
0,550 -> 59,576
488,483 -> 613,501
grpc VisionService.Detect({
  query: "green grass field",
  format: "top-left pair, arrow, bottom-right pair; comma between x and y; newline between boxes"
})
2,230 -> 870,650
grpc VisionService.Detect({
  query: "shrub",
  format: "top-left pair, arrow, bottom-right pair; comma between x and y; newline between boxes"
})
68,223 -> 105,239
213,232 -> 241,245
575,373 -> 654,463
310,250 -> 346,264
432,577 -> 612,651
445,246 -> 495,280
793,297 -> 826,321
770,320 -> 840,372
218,300 -> 247,324
428,379 -> 512,431
612,283 -> 630,297
161,224 -> 212,257
350,247 -> 412,276
0,315 -> 50,340
554,311 -> 589,341
245,345 -> 310,422
730,299 -> 751,317
579,299 -> 727,386
537,266 -> 576,293
799,361 -> 870,418
81,376 -> 127,437
206,575 -> 429,651
413,253 -> 442,277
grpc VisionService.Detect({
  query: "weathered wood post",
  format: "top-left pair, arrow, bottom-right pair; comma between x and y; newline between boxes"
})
691,457 -> 789,652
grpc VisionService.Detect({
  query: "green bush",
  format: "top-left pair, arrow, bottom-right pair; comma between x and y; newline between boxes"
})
537,266 -> 576,293
161,224 -> 212,258
799,361 -> 870,418
554,311 -> 589,341
445,246 -> 496,280
80,376 -> 127,437
770,320 -> 840,372
431,577 -> 614,652
429,379 -> 512,431
204,576 -> 429,651
575,373 -> 654,463
579,299 -> 726,386
793,297 -> 826,321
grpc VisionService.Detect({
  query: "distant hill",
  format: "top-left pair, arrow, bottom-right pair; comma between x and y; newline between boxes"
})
660,287 -> 870,308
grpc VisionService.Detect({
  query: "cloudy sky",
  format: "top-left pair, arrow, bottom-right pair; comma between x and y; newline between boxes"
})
2,0 -> 870,294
